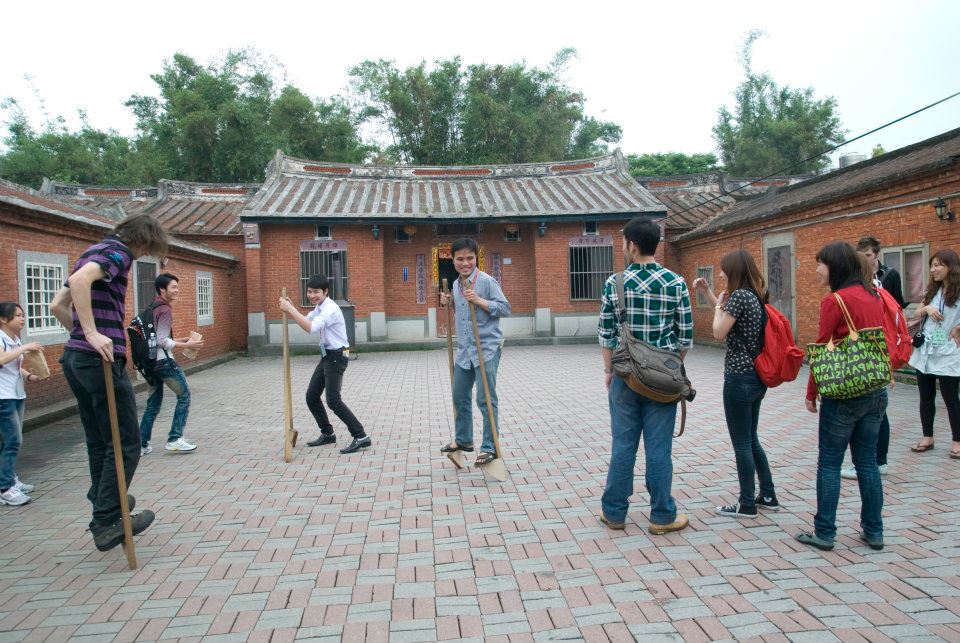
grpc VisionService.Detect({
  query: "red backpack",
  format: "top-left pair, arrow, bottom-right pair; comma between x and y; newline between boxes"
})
754,299 -> 804,387
876,287 -> 912,370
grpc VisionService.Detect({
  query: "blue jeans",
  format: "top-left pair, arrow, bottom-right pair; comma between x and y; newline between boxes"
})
0,398 -> 25,490
453,349 -> 500,453
139,359 -> 191,446
723,371 -> 775,507
815,388 -> 887,542
602,377 -> 678,525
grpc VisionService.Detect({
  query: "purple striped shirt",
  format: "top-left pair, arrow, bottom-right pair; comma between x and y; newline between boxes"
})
64,235 -> 133,356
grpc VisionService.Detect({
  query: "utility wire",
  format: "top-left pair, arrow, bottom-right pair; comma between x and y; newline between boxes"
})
662,89 -> 960,220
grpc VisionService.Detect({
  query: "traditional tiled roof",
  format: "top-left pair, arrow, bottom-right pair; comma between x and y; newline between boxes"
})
241,149 -> 665,222
4,179 -> 237,261
635,173 -> 811,232
677,127 -> 960,242
42,180 -> 259,235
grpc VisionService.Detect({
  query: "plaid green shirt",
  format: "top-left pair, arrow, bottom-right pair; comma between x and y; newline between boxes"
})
597,262 -> 693,352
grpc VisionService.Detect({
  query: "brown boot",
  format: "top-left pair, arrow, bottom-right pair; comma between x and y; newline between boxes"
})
648,513 -> 689,535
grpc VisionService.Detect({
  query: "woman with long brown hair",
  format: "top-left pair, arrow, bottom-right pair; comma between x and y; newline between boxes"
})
908,249 -> 960,459
693,249 -> 779,518
799,241 -> 887,551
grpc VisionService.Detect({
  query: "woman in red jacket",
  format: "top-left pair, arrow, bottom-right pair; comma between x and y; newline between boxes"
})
798,242 -> 887,552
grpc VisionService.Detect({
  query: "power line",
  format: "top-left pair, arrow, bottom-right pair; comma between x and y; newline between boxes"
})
661,89 -> 960,221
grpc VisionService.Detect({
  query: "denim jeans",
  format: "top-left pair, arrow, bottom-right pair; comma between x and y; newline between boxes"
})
723,371 -> 775,507
139,359 -> 191,446
453,349 -> 500,453
61,350 -> 140,528
815,388 -> 887,542
601,377 -> 678,525
876,413 -> 890,466
916,373 -> 960,441
0,398 -> 25,490
306,350 -> 365,438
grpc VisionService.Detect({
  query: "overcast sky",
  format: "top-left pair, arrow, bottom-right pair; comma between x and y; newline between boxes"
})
2,0 -> 958,166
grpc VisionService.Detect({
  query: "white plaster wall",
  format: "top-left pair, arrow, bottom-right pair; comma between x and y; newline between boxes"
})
386,319 -> 427,340
500,315 -> 536,337
554,315 -> 600,337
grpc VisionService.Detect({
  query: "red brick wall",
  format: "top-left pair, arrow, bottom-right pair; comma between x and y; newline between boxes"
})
1,205 -> 242,410
673,167 -> 960,345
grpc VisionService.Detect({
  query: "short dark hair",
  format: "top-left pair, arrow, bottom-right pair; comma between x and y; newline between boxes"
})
815,241 -> 874,294
622,217 -> 661,256
114,213 -> 170,259
451,238 -> 478,256
306,275 -> 330,291
0,302 -> 22,324
857,236 -> 881,253
155,272 -> 179,294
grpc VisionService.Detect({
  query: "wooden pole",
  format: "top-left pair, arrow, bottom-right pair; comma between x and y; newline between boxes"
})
101,361 -> 137,569
442,278 -> 465,469
466,284 -> 507,482
282,288 -> 296,462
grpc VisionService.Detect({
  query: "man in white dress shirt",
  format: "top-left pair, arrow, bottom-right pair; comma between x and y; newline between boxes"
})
279,275 -> 370,454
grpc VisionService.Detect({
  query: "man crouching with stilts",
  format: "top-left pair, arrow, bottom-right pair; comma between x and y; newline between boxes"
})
439,238 -> 511,465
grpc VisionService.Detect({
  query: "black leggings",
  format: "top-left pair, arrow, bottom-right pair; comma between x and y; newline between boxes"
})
916,372 -> 960,442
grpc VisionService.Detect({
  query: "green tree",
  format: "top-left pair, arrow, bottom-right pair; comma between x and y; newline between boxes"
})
0,100 -> 152,188
871,143 -> 886,158
626,152 -> 720,177
128,50 -> 371,183
348,49 -> 621,165
713,31 -> 845,175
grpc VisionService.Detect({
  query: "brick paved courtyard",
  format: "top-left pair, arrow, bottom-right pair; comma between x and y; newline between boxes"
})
2,345 -> 959,642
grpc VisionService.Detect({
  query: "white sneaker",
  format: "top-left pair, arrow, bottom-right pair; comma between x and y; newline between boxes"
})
14,477 -> 35,493
841,464 -> 888,480
0,486 -> 31,506
141,445 -> 153,456
165,438 -> 197,452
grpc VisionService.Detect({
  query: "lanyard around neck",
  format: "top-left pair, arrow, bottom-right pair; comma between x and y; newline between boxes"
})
458,272 -> 478,294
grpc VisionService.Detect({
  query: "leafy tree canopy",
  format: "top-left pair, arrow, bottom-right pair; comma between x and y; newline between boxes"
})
348,48 -> 622,165
626,152 -> 720,177
713,30 -> 845,175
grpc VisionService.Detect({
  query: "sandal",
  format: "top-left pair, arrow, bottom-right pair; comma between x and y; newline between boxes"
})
911,441 -> 935,452
474,452 -> 497,465
440,442 -> 474,453
950,450 -> 960,460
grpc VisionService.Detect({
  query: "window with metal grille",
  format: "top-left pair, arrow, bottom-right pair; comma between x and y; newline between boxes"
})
23,262 -> 63,333
134,260 -> 158,312
300,251 -> 348,304
435,223 -> 479,237
696,266 -> 714,307
196,272 -> 213,326
569,245 -> 614,300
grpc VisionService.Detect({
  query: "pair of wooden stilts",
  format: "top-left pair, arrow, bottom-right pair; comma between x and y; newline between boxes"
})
442,278 -> 508,482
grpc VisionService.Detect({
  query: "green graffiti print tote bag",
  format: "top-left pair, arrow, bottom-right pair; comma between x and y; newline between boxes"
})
807,293 -> 891,400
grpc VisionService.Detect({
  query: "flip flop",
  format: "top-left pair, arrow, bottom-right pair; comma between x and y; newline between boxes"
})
911,442 -> 935,452
440,442 -> 474,453
950,450 -> 960,460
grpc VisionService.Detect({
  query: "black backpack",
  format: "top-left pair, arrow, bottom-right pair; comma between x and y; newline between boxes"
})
127,301 -> 163,386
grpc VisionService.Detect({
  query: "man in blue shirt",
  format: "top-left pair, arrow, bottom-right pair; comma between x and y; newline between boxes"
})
439,238 -> 511,465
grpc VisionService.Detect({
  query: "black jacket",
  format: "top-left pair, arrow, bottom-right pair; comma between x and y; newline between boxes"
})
877,263 -> 906,309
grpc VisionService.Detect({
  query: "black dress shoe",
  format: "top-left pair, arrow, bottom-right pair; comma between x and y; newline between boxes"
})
339,436 -> 371,454
306,434 -> 336,447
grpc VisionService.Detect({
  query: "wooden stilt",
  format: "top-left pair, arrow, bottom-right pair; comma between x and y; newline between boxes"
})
441,278 -> 465,469
282,288 -> 297,462
101,361 -> 138,569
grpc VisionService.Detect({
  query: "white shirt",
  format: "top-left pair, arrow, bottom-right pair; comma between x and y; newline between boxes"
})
306,297 -> 349,350
0,330 -> 26,400
909,287 -> 960,377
